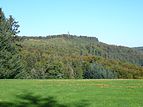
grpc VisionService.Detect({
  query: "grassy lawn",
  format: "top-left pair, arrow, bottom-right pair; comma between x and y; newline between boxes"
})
0,79 -> 143,107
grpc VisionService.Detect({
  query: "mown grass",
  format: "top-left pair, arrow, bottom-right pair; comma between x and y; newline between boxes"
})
0,79 -> 143,107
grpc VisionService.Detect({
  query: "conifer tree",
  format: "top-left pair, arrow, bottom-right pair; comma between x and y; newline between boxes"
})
0,8 -> 24,78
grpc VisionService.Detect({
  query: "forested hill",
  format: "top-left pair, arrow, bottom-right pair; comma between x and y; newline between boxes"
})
22,34 -> 143,65
134,47 -> 143,52
18,34 -> 143,79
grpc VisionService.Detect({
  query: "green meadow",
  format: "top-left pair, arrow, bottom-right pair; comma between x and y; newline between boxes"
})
0,79 -> 143,107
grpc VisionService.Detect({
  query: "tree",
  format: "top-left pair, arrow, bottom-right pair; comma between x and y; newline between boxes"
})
83,62 -> 118,79
45,60 -> 64,79
0,8 -> 24,79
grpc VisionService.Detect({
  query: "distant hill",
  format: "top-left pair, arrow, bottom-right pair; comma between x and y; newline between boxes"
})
22,34 -> 143,65
19,34 -> 143,79
134,47 -> 143,52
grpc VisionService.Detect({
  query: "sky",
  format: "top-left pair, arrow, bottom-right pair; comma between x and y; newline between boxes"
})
0,0 -> 143,47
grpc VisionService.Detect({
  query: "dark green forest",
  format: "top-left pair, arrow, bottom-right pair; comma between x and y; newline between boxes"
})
1,9 -> 143,79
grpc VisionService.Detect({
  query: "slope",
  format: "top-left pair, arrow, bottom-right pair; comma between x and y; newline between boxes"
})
19,34 -> 143,79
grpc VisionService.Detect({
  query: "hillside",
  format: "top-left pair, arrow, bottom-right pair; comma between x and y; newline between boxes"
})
134,47 -> 143,52
18,34 -> 143,79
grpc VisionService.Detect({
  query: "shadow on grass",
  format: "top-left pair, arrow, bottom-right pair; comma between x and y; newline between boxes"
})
0,92 -> 90,107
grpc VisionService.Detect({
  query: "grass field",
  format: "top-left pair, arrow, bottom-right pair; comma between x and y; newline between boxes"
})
0,79 -> 143,107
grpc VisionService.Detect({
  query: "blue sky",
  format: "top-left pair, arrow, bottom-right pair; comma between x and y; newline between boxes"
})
0,0 -> 143,47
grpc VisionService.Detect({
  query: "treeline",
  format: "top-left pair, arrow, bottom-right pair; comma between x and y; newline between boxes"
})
22,34 -> 99,41
1,9 -> 143,79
